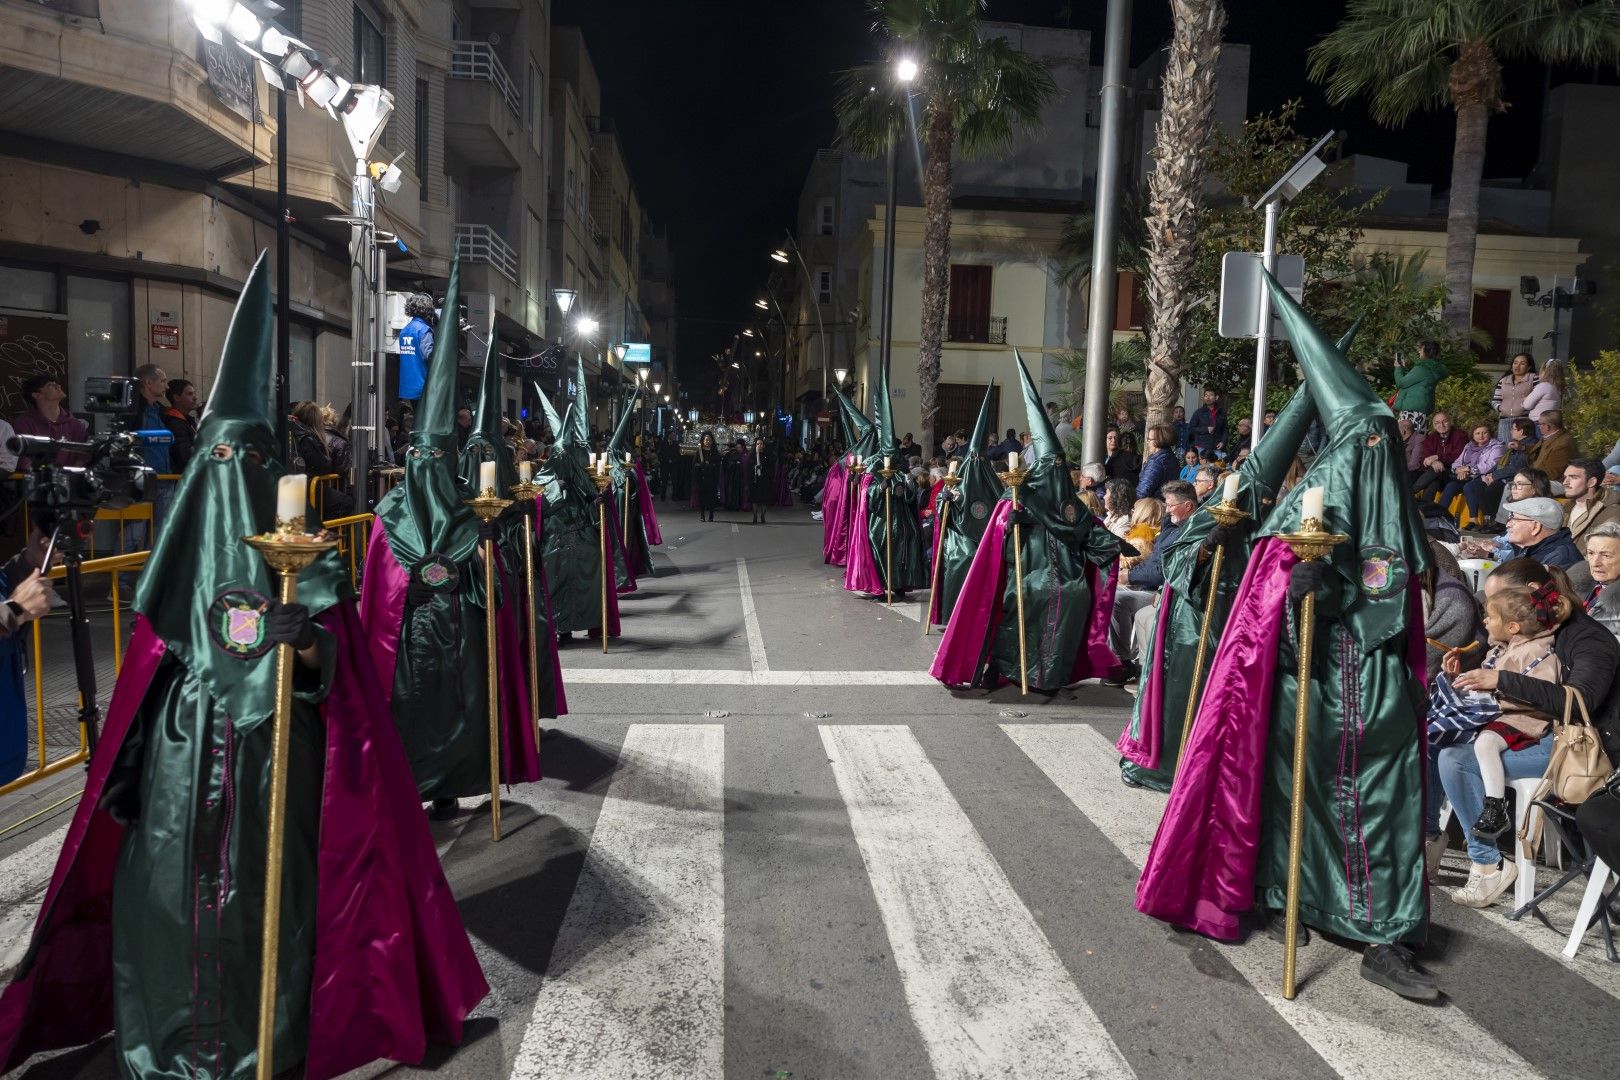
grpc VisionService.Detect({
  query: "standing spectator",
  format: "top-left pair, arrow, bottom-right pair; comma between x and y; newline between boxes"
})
133,362 -> 173,524
1189,389 -> 1226,456
1136,424 -> 1178,500
160,379 -> 199,472
1228,417 -> 1254,459
396,293 -> 436,410
1019,431 -> 1036,471
1412,412 -> 1466,501
1522,357 -> 1565,422
898,432 -> 918,463
1439,423 -> 1502,512
1391,340 -> 1447,434
1104,430 -> 1140,489
1102,479 -> 1134,537
1526,409 -> 1574,486
1583,521 -> 1620,641
1113,407 -> 1139,442
994,427 -> 1022,460
1491,352 -> 1538,443
323,403 -> 353,482
1171,405 -> 1189,451
13,376 -> 90,468
1563,459 -> 1620,554
1078,462 -> 1106,494
454,406 -> 474,453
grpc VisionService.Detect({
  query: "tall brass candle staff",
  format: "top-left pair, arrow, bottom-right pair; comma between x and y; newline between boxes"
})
1004,455 -> 1030,695
1275,487 -> 1346,1001
1176,474 -> 1250,775
245,476 -> 337,1080
845,455 -> 864,559
593,460 -> 613,654
510,463 -> 543,752
879,456 -> 894,607
621,452 -> 632,555
466,462 -> 514,843
923,461 -> 961,636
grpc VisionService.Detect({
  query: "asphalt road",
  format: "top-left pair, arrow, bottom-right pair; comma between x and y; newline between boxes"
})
2,502 -> 1618,1080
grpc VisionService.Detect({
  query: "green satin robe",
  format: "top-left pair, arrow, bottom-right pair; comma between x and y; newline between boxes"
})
541,466 -> 606,633
866,473 -> 928,593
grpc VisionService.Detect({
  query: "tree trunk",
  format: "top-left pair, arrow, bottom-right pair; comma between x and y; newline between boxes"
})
1442,41 -> 1500,339
917,97 -> 954,459
1143,0 -> 1227,428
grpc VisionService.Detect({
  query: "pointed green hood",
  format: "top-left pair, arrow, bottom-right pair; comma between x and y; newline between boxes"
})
567,358 -> 591,450
134,251 -> 345,733
532,380 -> 563,439
1013,348 -> 1064,464
607,389 -> 639,459
867,352 -> 896,465
376,258 -> 480,566
459,315 -> 517,495
950,379 -> 1002,544
965,378 -> 997,461
1263,272 -> 1385,431
834,387 -> 875,463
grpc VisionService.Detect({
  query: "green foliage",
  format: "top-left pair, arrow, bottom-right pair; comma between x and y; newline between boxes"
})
1434,370 -> 1496,432
1042,338 -> 1149,419
1335,250 -> 1473,392
1567,350 -> 1620,459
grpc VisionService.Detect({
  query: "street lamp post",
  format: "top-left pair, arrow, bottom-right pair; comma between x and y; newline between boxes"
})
1082,0 -> 1132,467
877,57 -> 917,442
772,236 -> 830,408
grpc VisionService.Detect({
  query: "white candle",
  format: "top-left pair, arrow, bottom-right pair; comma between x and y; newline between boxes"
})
276,474 -> 306,532
947,459 -> 959,477
1008,452 -> 1019,472
884,455 -> 892,470
518,461 -> 533,482
479,460 -> 497,493
1223,472 -> 1240,504
588,452 -> 597,467
625,452 -> 632,464
1302,486 -> 1325,524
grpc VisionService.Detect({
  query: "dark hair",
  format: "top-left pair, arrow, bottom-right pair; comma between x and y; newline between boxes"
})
1510,351 -> 1536,372
404,293 -> 436,319
164,378 -> 193,404
21,375 -> 55,401
1568,458 -> 1605,485
1489,560 -> 1578,614
1511,417 -> 1537,439
1511,467 -> 1553,497
1161,480 -> 1197,504
1006,428 -> 1017,439
1418,340 -> 1441,359
1103,479 -> 1134,518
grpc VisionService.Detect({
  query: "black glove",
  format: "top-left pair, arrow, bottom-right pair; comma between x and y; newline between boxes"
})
1116,539 -> 1141,559
263,599 -> 316,650
1007,506 -> 1035,528
1288,561 -> 1327,603
406,579 -> 437,607
478,518 -> 499,544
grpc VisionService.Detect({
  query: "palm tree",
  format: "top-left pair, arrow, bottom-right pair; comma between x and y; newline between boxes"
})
1054,183 -> 1151,289
835,0 -> 1057,455
1309,0 -> 1620,337
1142,0 -> 1228,427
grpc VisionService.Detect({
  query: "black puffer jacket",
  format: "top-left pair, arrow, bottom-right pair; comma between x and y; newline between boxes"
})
1497,608 -> 1620,759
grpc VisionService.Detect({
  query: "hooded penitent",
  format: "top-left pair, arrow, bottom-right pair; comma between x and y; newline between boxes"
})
1136,276 -> 1430,947
607,389 -> 662,576
824,388 -> 875,566
930,348 -> 1122,691
0,254 -> 487,1080
845,351 -> 926,595
929,378 -> 1000,625
362,259 -> 540,799
536,361 -> 623,634
1117,322 -> 1362,792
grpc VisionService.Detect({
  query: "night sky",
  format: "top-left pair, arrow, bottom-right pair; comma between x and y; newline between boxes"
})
552,0 -> 1579,390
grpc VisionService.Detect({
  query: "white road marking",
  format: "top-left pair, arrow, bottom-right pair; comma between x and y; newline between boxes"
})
731,523 -> 739,534
512,724 -> 725,1080
557,667 -> 938,686
0,823 -> 70,983
735,557 -> 768,672
1002,723 -> 1544,1080
820,725 -> 1135,1080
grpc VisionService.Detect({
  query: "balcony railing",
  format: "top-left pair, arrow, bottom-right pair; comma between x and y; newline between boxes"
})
947,314 -> 1008,345
450,41 -> 521,118
585,214 -> 606,248
454,223 -> 520,284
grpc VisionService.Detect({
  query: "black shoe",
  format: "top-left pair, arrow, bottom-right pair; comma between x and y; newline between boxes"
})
1104,662 -> 1140,688
1258,910 -> 1311,947
1472,795 -> 1511,840
429,798 -> 459,821
1360,944 -> 1441,1001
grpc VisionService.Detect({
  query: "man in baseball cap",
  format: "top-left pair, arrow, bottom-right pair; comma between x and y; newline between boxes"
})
1501,495 -> 1584,569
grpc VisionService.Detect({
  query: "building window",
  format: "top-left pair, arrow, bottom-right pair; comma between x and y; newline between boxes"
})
0,264 -> 57,312
414,78 -> 429,200
817,198 -> 835,236
1113,271 -> 1146,332
352,3 -> 386,87
816,267 -> 833,305
527,208 -> 543,292
1471,288 -> 1512,365
946,264 -> 992,342
289,324 -> 315,402
65,275 -> 130,374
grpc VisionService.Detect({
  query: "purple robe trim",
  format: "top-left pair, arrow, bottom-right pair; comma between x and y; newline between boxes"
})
842,473 -> 884,595
633,462 -> 663,547
821,461 -> 846,564
1116,585 -> 1173,769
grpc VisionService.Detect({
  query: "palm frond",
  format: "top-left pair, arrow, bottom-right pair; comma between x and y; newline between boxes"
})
953,39 -> 1058,158
833,64 -> 911,156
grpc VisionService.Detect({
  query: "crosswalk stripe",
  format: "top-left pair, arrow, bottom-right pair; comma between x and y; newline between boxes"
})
0,824 -> 69,983
511,724 -> 725,1080
557,667 -> 938,686
1002,723 -> 1545,1080
820,724 -> 1136,1080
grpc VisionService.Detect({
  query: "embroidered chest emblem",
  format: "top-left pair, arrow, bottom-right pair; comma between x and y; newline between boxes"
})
1062,503 -> 1079,524
970,501 -> 989,521
415,554 -> 460,591
1358,545 -> 1407,598
208,589 -> 276,659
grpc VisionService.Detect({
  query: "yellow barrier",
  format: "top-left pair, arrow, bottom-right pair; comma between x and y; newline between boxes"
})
321,513 -> 372,592
0,550 -> 149,798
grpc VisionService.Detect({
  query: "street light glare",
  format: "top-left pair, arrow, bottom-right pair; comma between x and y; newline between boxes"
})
754,298 -> 768,310
896,57 -> 920,84
834,367 -> 849,385
742,328 -> 755,337
576,315 -> 599,337
770,249 -> 790,264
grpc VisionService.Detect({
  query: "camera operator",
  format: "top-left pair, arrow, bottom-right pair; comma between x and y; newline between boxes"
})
397,293 -> 436,412
0,530 -> 60,783
13,376 -> 89,469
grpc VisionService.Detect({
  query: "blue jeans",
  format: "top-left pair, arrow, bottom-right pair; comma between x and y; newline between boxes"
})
1436,739 -> 1554,865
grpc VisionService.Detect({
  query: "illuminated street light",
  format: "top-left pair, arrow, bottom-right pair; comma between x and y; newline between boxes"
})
552,287 -> 578,316
576,315 -> 600,338
834,366 -> 849,386
896,56 -> 920,84
754,298 -> 769,310
770,249 -> 790,264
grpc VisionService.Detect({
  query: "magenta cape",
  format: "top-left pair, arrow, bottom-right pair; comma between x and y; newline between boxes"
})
530,500 -> 569,717
603,490 -> 638,596
821,460 -> 847,564
842,472 -> 884,594
633,461 -> 663,547
1115,584 -> 1174,770
929,501 -> 1121,686
0,608 -> 488,1078
361,518 -> 544,780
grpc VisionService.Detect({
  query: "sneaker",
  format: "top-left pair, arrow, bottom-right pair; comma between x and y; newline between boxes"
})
1424,832 -> 1450,882
1450,859 -> 1517,908
428,797 -> 460,821
1359,944 -> 1441,1001
1471,796 -> 1511,840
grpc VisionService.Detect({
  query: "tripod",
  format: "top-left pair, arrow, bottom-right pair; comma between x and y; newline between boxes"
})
43,519 -> 102,756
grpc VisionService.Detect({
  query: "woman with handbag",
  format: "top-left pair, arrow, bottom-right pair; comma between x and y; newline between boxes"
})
1436,560 -> 1620,907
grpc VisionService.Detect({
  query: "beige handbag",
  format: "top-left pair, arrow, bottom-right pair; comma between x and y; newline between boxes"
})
1526,686 -> 1613,808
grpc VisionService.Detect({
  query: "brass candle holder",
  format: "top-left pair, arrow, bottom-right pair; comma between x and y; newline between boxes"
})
923,473 -> 961,636
1175,497 -> 1251,774
879,466 -> 895,607
466,488 -> 515,843
592,468 -> 613,654
1273,514 -> 1347,1002
1004,463 -> 1030,695
242,522 -> 337,1080
510,479 -> 544,755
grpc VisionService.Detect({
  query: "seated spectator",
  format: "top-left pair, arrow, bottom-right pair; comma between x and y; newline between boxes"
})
994,427 -> 1022,459
1526,409 -> 1574,490
1433,560 -> 1620,904
1583,521 -> 1619,641
1104,430 -> 1141,489
1563,459 -> 1620,555
1399,416 -> 1426,479
1178,448 -> 1201,483
1499,495 -> 1583,568
1079,491 -> 1106,519
1228,416 -> 1254,458
1462,417 -> 1536,523
1136,424 -> 1178,500
1102,479 -> 1134,538
1078,461 -> 1107,494
1412,412 -> 1467,501
1108,481 -> 1197,679
1192,465 -> 1219,503
290,401 -> 353,520
1440,423 -> 1503,516
1423,541 -> 1485,680
1119,498 -> 1165,575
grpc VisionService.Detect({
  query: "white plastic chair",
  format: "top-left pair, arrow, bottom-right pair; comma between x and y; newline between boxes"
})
1561,857 -> 1617,961
1435,776 -> 1543,908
